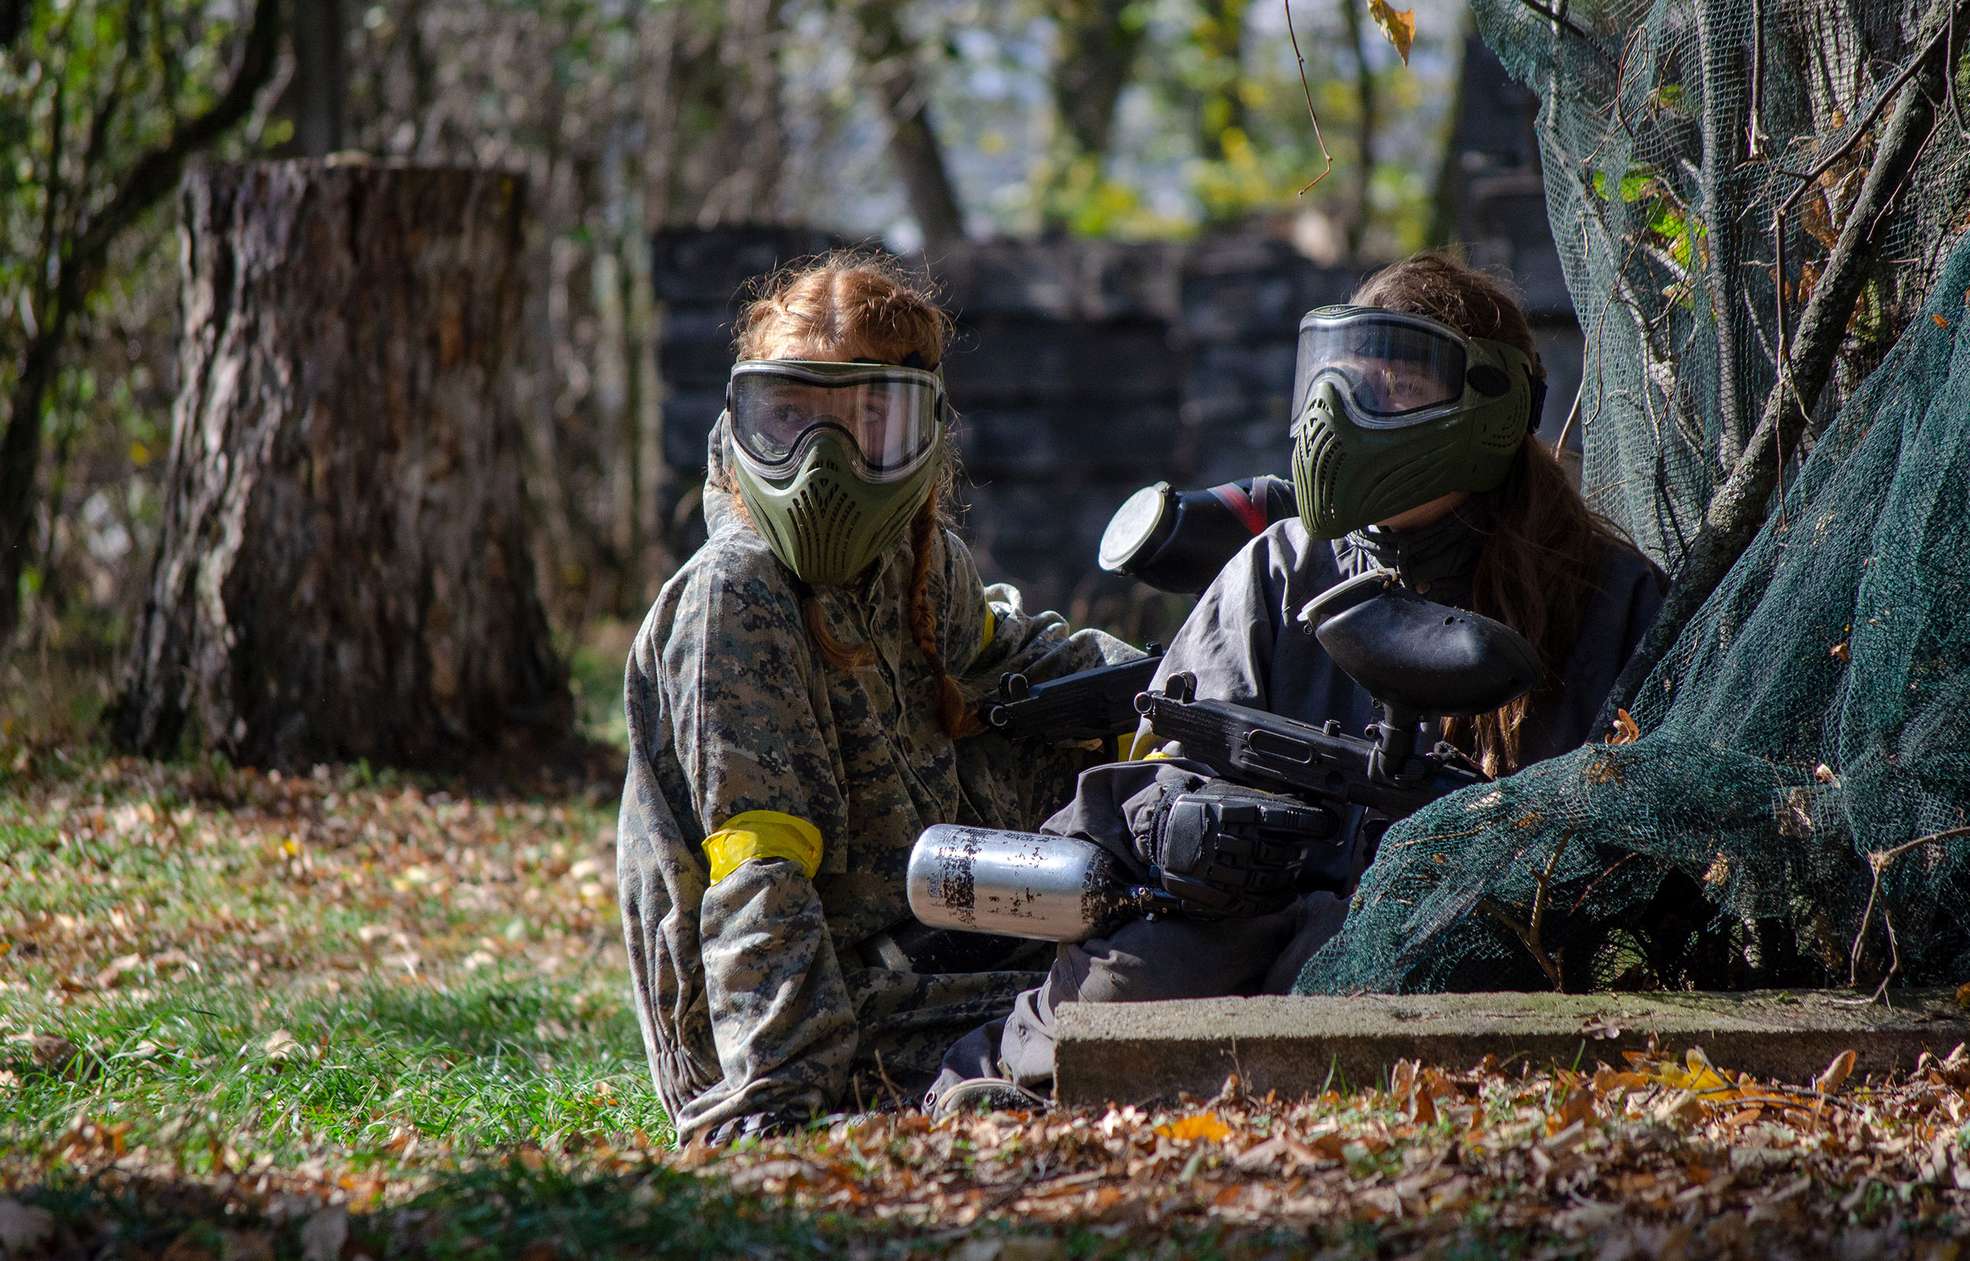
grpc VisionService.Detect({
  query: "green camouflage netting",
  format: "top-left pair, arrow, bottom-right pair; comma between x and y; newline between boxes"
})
1299,0 -> 1970,993
1480,0 -> 1970,567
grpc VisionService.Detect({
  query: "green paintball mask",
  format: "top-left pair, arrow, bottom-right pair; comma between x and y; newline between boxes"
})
726,358 -> 951,587
1289,305 -> 1547,540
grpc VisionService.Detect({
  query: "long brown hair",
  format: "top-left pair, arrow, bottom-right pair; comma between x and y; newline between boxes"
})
720,249 -> 977,738
1351,251 -> 1637,774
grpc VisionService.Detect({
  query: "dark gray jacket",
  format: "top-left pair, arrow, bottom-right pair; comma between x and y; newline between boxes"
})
1047,511 -> 1666,873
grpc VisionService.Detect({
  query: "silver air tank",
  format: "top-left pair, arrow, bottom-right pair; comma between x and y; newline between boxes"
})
907,824 -> 1161,944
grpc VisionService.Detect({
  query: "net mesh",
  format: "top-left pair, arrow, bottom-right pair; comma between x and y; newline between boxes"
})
1297,0 -> 1970,994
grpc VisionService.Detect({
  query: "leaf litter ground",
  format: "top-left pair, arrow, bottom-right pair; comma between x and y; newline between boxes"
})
4,737 -> 1970,1257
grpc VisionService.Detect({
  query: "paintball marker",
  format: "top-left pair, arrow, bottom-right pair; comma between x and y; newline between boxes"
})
1130,672 -> 1488,820
909,571 -> 1542,943
979,650 -> 1163,744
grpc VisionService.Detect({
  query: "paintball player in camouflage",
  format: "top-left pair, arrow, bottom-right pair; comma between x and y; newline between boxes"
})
930,252 -> 1666,1115
616,251 -> 1139,1145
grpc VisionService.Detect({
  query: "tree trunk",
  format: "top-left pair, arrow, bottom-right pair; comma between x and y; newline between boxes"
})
289,0 -> 347,156
1051,0 -> 1145,160
0,321 -> 68,647
110,160 -> 568,769
849,1 -> 966,248
1339,0 -> 1378,260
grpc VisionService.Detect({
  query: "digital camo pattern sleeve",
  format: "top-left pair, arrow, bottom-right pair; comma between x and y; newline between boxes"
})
615,658 -> 713,1129
654,545 -> 859,1136
935,528 -> 1146,819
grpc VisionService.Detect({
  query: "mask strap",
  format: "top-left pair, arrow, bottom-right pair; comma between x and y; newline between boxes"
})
898,351 -> 955,428
1527,369 -> 1548,434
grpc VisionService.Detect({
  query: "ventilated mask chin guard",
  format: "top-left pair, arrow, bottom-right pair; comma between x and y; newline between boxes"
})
1290,305 -> 1545,540
727,359 -> 950,587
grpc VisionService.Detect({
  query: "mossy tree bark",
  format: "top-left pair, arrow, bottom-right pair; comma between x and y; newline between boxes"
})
111,160 -> 569,769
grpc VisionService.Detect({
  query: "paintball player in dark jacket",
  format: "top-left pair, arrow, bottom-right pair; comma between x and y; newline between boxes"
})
930,251 -> 1665,1113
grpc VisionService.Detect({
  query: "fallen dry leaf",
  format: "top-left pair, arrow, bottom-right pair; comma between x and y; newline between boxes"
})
1648,1047 -> 1733,1095
1155,1112 -> 1232,1143
1579,1015 -> 1624,1040
1814,1049 -> 1857,1095
1367,0 -> 1416,64
1555,1087 -> 1595,1131
1606,708 -> 1641,745
1652,1089 -> 1706,1125
21,747 -> 1970,1257
94,952 -> 144,989
1411,1088 -> 1437,1126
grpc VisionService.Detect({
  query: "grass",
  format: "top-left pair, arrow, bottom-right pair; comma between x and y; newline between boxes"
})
2,971 -> 667,1172
0,647 -> 1017,1258
0,721 -> 706,1256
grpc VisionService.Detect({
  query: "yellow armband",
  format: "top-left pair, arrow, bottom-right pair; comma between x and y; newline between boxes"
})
979,602 -> 997,655
701,810 -> 824,885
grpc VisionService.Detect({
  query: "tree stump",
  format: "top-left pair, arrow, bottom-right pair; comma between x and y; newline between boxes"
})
112,160 -> 569,769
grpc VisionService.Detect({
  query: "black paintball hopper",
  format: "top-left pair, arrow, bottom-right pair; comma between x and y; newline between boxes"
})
1300,569 -> 1540,720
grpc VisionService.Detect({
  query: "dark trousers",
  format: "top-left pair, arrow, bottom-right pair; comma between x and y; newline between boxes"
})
929,891 -> 1349,1103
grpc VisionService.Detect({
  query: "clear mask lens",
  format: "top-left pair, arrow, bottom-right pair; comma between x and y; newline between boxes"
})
729,362 -> 943,478
1292,315 -> 1469,422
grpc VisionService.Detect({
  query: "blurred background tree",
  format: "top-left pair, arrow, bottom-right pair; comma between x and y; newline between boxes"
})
0,0 -> 1466,738
0,0 -> 280,657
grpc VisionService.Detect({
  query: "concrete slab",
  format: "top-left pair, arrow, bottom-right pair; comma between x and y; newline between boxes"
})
1053,989 -> 1970,1106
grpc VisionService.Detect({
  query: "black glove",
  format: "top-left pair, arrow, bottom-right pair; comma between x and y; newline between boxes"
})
1138,781 -> 1344,917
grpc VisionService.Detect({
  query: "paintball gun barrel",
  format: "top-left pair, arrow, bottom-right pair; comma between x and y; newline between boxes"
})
979,651 -> 1163,745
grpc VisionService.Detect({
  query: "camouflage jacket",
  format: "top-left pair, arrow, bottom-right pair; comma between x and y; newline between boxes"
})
618,431 -> 1136,1142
